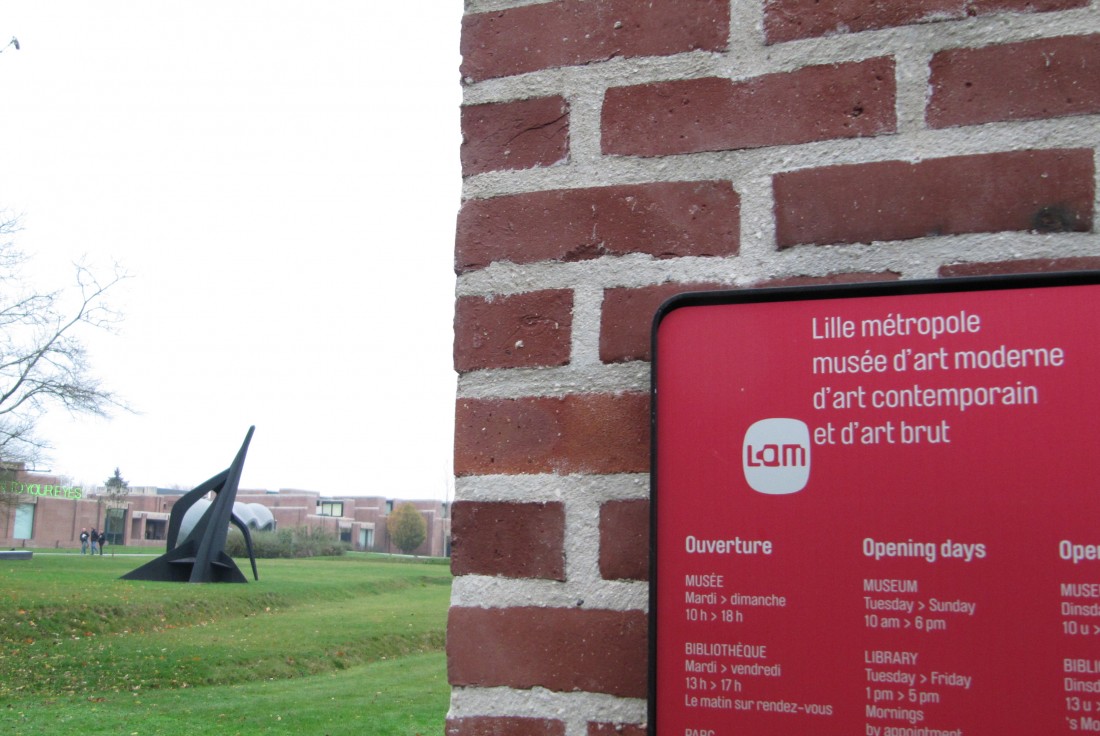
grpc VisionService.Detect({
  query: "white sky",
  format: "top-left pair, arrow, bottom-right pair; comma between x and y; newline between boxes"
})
0,2 -> 462,499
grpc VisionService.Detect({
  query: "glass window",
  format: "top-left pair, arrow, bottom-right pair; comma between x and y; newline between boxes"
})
145,519 -> 167,540
318,501 -> 344,517
104,508 -> 126,546
13,503 -> 34,540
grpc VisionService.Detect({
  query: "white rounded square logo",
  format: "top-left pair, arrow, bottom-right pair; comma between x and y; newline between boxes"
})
743,418 -> 811,495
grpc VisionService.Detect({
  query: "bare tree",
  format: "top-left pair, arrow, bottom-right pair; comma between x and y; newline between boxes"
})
0,214 -> 128,471
0,461 -> 18,518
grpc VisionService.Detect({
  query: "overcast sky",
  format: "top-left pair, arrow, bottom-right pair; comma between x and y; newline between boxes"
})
0,2 -> 462,499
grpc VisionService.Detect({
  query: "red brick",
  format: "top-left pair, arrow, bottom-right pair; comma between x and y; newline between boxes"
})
601,283 -> 723,364
461,0 -> 728,83
929,35 -> 1100,128
454,394 -> 650,476
774,148 -> 1094,248
600,275 -> 899,363
456,182 -> 739,273
764,0 -> 1086,44
462,97 -> 569,176
588,724 -> 647,736
455,290 -> 573,372
599,499 -> 649,581
448,717 -> 565,736
602,59 -> 896,157
451,501 -> 565,580
939,257 -> 1100,277
448,606 -> 648,697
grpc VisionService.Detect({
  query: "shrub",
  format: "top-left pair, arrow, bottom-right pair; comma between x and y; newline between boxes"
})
226,526 -> 349,559
387,502 -> 427,554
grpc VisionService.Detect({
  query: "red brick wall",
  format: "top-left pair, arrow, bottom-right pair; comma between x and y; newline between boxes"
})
450,1 -> 1100,732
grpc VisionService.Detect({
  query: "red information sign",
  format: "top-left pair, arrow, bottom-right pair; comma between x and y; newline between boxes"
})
650,274 -> 1100,735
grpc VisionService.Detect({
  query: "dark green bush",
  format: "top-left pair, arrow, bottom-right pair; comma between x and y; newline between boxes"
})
226,526 -> 350,559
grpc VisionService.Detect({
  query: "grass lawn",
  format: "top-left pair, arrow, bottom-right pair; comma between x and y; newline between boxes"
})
0,551 -> 452,735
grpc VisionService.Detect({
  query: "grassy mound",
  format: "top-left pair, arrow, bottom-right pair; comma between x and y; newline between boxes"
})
0,552 -> 452,735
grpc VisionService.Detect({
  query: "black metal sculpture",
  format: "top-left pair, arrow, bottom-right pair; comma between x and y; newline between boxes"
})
122,427 -> 259,583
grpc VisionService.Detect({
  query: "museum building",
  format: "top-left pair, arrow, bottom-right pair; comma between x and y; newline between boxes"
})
0,465 -> 450,556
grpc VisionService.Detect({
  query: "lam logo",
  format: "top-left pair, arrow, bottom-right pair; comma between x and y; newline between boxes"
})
742,418 -> 811,495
